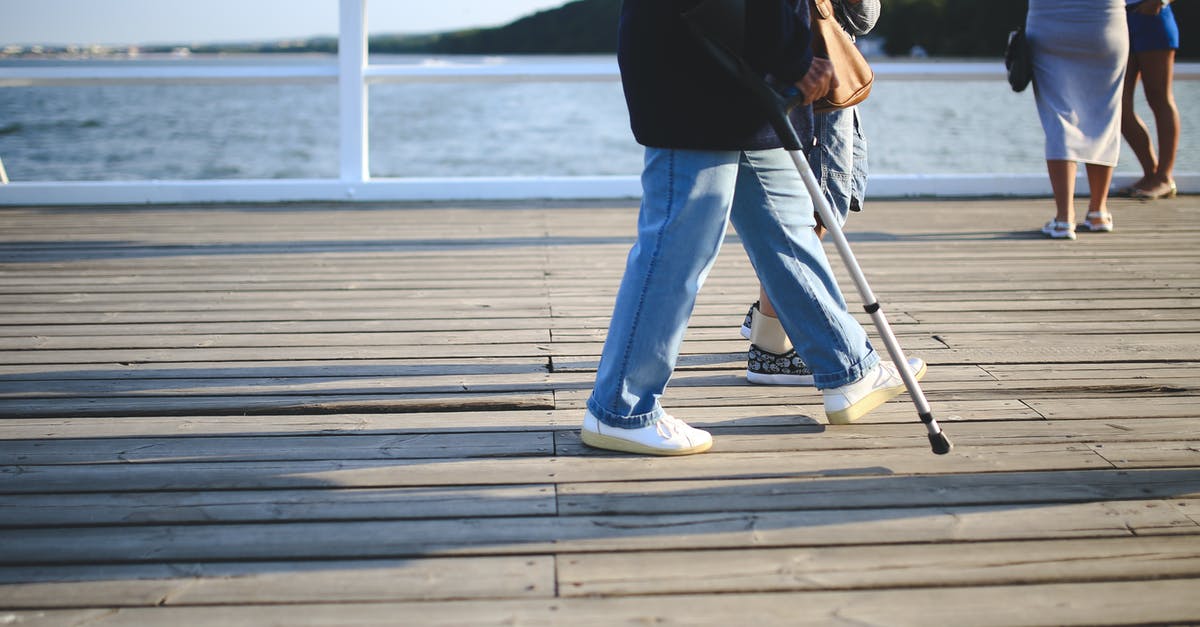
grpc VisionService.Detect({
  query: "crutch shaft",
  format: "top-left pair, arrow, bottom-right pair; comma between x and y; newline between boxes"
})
785,149 -> 952,455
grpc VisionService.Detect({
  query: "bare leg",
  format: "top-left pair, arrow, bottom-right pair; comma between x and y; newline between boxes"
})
759,285 -> 776,317
1084,163 -> 1115,227
1046,160 -> 1076,224
1120,53 -> 1156,187
1138,48 -> 1179,194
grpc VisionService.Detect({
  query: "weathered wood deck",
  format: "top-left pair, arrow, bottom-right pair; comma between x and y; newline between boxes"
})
1,195 -> 1198,625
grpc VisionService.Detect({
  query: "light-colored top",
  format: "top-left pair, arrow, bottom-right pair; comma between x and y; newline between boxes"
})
1026,0 -> 1129,165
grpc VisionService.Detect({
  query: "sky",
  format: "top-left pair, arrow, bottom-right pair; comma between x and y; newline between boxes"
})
0,0 -> 571,46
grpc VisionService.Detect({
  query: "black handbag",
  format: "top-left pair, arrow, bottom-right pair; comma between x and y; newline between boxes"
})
1005,26 -> 1033,92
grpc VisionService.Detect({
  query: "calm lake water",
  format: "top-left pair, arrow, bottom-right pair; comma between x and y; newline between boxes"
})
0,54 -> 1195,182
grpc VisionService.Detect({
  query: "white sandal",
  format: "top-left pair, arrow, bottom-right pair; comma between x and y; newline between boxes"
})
1079,211 -> 1114,233
1041,219 -> 1076,240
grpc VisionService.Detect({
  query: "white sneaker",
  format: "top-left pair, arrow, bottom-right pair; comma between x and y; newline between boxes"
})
822,357 -> 927,425
581,411 -> 712,456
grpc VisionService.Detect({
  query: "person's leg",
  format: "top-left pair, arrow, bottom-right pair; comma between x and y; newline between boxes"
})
1081,163 -> 1116,232
584,147 -> 738,453
747,107 -> 856,378
731,148 -> 923,423
1085,163 -> 1114,213
1120,52 -> 1157,188
1043,159 -> 1077,239
1135,48 -> 1179,197
730,149 -> 876,389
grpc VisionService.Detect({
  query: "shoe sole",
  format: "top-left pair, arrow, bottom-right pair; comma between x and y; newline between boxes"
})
581,430 -> 712,456
825,360 -> 927,425
746,370 -> 815,386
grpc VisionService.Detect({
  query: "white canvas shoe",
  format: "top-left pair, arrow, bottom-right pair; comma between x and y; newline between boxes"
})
822,357 -> 927,425
581,411 -> 712,456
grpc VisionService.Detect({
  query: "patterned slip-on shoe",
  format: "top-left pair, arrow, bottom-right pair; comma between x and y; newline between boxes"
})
739,301 -> 759,340
746,343 -> 815,386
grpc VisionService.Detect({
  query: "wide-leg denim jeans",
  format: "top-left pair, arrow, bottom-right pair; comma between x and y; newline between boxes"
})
809,105 -> 868,224
587,146 -> 879,429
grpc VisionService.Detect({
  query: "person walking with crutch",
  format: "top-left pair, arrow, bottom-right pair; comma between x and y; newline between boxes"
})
580,0 -> 928,456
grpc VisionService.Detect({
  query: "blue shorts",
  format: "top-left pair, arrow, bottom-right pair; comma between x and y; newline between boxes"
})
1127,4 -> 1179,53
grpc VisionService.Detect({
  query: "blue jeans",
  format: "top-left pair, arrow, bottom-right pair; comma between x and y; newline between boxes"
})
586,147 -> 879,428
809,105 -> 868,226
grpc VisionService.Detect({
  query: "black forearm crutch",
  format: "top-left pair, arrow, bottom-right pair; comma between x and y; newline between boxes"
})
684,0 -> 952,454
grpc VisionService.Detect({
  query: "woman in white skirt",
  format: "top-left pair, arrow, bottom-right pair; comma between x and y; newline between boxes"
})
1027,0 -> 1130,240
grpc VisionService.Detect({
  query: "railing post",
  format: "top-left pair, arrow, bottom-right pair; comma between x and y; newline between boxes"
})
338,0 -> 369,184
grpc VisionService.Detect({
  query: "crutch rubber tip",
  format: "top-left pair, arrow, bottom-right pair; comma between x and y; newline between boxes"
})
929,432 -> 953,455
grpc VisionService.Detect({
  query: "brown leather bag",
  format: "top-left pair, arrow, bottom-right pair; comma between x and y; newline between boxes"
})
810,0 -> 874,113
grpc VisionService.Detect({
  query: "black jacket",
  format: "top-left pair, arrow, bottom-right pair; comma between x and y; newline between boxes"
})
618,0 -> 816,151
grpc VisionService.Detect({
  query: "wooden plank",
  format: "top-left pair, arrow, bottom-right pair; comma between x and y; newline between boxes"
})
0,296 -> 553,314
0,432 -> 554,465
555,468 -> 1200,515
0,408 -> 577,438
558,535 -> 1200,596
2,366 -> 1189,409
0,390 -> 556,418
0,329 -> 551,350
0,371 -> 582,398
5,580 -> 1200,626
0,554 -> 552,602
938,332 -> 1200,363
1027,396 -> 1200,419
0,500 -> 1194,567
0,307 -> 553,324
0,556 -> 554,606
0,445 -> 1114,494
1089,442 -> 1200,468
0,345 -> 556,365
0,357 -> 552,379
4,412 -> 1190,452
0,318 -> 565,336
553,377 -> 1199,407
5,469 -> 1189,527
549,297 -> 1200,317
0,485 -> 556,527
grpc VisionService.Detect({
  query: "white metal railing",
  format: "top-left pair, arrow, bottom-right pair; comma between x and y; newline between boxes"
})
0,0 -> 1195,205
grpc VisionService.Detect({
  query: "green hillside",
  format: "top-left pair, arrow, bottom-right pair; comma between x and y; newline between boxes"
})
372,0 -> 620,55
166,0 -> 1192,60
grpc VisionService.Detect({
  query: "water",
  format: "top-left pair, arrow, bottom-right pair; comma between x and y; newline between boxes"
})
0,54 -> 1196,182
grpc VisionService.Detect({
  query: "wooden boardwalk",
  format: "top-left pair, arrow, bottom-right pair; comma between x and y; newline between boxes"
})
1,195 -> 1198,625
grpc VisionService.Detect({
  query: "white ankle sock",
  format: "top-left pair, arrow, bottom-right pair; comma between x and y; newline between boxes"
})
750,308 -> 793,354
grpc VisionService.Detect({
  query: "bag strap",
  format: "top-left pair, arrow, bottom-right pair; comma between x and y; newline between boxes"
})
812,0 -> 834,20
